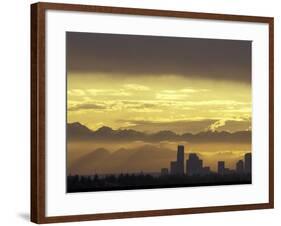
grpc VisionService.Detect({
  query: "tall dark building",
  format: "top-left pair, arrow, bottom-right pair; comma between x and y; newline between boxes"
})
177,145 -> 185,175
170,161 -> 178,175
236,160 -> 244,173
244,153 -> 252,174
186,153 -> 203,176
218,161 -> 225,175
169,145 -> 185,175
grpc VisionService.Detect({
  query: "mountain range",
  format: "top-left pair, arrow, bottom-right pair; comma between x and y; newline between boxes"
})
69,145 -> 177,175
67,122 -> 251,143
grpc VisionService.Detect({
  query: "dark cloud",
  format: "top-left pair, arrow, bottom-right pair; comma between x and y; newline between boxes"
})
67,32 -> 252,83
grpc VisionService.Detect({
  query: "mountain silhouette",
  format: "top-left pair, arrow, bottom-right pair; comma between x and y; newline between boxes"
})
67,122 -> 251,143
70,145 -> 179,175
67,122 -> 94,139
150,130 -> 178,141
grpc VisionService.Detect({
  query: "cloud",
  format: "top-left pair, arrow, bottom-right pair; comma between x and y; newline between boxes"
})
119,118 -> 251,134
208,120 -> 251,132
67,32 -> 251,83
208,119 -> 226,132
68,100 -> 163,113
123,84 -> 150,91
67,89 -> 86,96
155,88 -> 209,100
162,88 -> 209,94
156,93 -> 189,100
87,89 -> 131,97
186,100 -> 249,106
68,89 -> 131,97
119,119 -> 217,134
68,103 -> 108,111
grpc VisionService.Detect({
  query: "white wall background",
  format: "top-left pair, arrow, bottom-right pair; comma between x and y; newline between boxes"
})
0,0 -> 279,225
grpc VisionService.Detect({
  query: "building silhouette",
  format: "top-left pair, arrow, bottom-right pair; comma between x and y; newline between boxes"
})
244,153 -> 252,174
223,168 -> 235,175
170,145 -> 185,175
201,166 -> 211,175
177,145 -> 185,175
186,153 -> 203,176
161,168 -> 169,176
236,160 -> 244,173
165,145 -> 251,178
170,161 -> 178,175
218,161 -> 225,175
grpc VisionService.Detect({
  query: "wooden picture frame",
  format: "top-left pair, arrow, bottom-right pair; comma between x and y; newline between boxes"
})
31,2 -> 274,223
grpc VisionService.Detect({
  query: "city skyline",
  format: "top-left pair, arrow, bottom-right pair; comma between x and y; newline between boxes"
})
162,145 -> 251,176
67,144 -> 251,193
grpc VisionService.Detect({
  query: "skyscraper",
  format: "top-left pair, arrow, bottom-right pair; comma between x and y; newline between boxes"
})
177,145 -> 185,175
218,161 -> 225,175
244,153 -> 252,174
170,161 -> 178,175
236,160 -> 244,173
169,145 -> 185,175
186,153 -> 203,176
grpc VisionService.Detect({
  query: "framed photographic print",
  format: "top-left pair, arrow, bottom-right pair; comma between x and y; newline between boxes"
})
31,2 -> 274,223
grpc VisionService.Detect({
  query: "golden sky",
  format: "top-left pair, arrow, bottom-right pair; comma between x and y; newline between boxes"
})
67,32 -> 251,134
67,73 -> 251,133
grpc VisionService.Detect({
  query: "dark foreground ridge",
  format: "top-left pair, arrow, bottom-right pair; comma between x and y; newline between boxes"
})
67,173 -> 251,193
